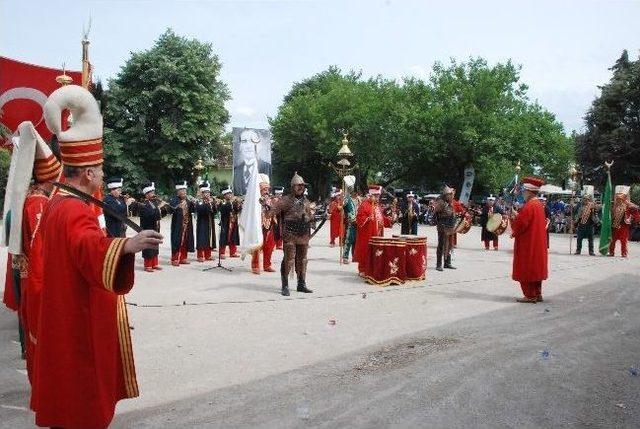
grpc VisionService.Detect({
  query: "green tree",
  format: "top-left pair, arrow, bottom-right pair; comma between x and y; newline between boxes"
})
103,29 -> 230,193
575,50 -> 640,186
271,59 -> 573,197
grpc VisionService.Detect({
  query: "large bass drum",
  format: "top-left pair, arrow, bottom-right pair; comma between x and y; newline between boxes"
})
486,213 -> 508,236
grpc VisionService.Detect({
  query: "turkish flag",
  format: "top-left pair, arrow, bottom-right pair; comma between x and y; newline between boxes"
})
0,57 -> 82,147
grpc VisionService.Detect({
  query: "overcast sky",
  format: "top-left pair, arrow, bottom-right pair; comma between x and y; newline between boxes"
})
2,0 -> 639,134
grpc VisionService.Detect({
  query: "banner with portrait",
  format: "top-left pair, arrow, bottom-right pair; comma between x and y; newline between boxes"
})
231,127 -> 272,196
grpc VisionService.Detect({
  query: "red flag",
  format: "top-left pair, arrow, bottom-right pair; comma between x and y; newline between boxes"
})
0,57 -> 82,147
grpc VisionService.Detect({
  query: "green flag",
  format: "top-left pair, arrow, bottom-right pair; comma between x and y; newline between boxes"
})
598,172 -> 613,255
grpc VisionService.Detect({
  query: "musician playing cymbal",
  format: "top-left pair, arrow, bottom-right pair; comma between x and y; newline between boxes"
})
168,180 -> 196,266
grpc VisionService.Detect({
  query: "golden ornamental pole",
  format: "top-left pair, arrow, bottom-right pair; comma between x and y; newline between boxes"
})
81,20 -> 92,88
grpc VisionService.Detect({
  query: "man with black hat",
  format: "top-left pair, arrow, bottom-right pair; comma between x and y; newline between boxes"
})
267,172 -> 315,296
168,180 -> 196,266
136,182 -> 169,271
433,185 -> 457,271
103,177 -> 135,238
195,181 -> 218,262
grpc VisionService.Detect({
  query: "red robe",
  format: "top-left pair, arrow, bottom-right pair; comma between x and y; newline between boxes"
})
355,200 -> 391,275
32,194 -> 138,429
328,199 -> 344,243
3,255 -> 17,311
19,194 -> 48,384
511,198 -> 548,282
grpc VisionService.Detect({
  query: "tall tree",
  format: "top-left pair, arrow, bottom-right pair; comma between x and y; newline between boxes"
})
271,59 -> 573,197
576,50 -> 640,185
104,29 -> 230,193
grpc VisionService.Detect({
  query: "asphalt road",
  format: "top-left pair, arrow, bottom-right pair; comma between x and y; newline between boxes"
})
113,273 -> 640,428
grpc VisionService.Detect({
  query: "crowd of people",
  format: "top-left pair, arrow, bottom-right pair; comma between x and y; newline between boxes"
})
2,84 -> 639,429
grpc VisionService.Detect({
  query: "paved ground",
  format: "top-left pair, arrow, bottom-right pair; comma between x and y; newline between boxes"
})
1,219 -> 639,428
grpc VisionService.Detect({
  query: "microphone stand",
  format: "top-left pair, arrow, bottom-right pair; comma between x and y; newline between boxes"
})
204,210 -> 233,272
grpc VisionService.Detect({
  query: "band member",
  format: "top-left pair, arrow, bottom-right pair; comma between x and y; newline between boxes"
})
196,181 -> 218,262
400,191 -> 420,235
328,190 -> 344,247
342,176 -> 358,264
267,172 -> 315,296
510,176 -> 548,303
434,186 -> 457,271
450,188 -> 464,248
252,174 -> 277,274
103,177 -> 135,238
354,185 -> 392,276
273,186 -> 284,250
168,180 -> 196,266
2,121 -> 61,372
574,186 -> 598,255
219,187 -> 241,258
480,195 -> 503,250
33,85 -> 162,428
609,185 -> 639,257
137,182 -> 169,272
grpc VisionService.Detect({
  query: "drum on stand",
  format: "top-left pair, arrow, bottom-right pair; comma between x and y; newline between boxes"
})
404,235 -> 427,281
365,236 -> 407,286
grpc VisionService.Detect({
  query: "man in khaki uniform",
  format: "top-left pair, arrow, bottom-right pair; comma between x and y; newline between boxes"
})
268,172 -> 315,296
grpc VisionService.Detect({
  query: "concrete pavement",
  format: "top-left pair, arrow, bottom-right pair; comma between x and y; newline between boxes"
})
1,220 -> 638,428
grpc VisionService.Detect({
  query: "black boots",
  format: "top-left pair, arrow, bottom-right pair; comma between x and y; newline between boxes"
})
282,275 -> 313,295
436,251 -> 443,271
281,275 -> 290,296
444,255 -> 456,269
297,278 -> 313,293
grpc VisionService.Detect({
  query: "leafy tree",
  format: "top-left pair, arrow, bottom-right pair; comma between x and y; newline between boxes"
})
575,50 -> 640,186
103,29 -> 230,193
271,59 -> 573,197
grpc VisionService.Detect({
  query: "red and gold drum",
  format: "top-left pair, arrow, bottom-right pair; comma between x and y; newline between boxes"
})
365,236 -> 406,286
404,235 -> 427,281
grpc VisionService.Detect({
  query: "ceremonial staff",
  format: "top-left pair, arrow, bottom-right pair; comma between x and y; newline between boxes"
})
329,131 -> 356,264
568,165 -> 582,254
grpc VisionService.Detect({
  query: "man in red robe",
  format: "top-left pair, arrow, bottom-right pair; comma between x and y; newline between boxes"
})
328,190 -> 344,247
355,185 -> 391,276
609,186 -> 639,257
31,85 -> 163,429
20,134 -> 63,384
510,176 -> 548,303
3,257 -> 17,311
